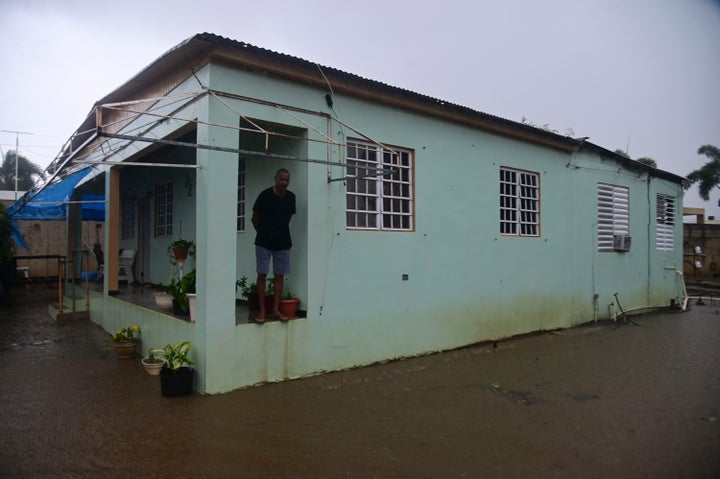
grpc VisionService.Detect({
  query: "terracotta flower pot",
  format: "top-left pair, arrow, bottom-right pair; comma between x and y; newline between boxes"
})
278,298 -> 299,319
172,246 -> 189,261
247,294 -> 259,311
247,293 -> 274,311
114,340 -> 137,359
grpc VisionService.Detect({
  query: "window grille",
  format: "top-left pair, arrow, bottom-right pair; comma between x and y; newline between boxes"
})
155,181 -> 173,237
121,196 -> 136,239
346,140 -> 413,231
499,167 -> 540,236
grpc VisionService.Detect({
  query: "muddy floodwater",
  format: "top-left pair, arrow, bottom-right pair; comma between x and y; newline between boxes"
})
1,284 -> 719,478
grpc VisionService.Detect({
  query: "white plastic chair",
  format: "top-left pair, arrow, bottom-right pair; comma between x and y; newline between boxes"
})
118,249 -> 136,284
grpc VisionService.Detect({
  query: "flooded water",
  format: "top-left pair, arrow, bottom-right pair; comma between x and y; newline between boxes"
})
1,284 -> 719,478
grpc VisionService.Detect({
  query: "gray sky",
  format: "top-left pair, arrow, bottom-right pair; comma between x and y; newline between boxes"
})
1,0 -> 719,215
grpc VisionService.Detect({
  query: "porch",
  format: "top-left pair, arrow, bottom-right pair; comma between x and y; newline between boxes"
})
65,281 -> 303,326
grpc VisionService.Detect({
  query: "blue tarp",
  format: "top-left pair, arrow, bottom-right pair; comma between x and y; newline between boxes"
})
7,167 -> 105,249
7,168 -> 101,220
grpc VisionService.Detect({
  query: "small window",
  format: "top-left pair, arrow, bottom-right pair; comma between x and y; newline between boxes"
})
237,158 -> 246,232
499,167 -> 540,236
121,196 -> 136,239
346,140 -> 414,231
656,194 -> 675,251
597,183 -> 629,252
155,181 -> 173,237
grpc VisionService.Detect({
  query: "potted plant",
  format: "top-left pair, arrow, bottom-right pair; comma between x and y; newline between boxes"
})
167,238 -> 196,265
153,289 -> 173,311
141,348 -> 165,375
236,275 -> 274,311
109,325 -> 141,359
236,275 -> 257,310
278,290 -> 300,319
166,268 -> 196,316
150,341 -> 195,397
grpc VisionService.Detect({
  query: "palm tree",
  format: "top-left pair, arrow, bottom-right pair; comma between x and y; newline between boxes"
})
0,150 -> 45,191
687,145 -> 720,201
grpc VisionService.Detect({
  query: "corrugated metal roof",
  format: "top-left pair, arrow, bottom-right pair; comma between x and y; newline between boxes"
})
56,32 -> 685,185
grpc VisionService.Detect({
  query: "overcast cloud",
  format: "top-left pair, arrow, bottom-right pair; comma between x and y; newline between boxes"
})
1,0 -> 719,215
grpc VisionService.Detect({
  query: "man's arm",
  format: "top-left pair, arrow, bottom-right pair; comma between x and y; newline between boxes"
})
251,211 -> 261,231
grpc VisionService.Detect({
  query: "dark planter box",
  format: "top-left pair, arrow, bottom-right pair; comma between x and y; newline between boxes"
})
160,367 -> 195,397
172,299 -> 189,316
246,294 -> 274,311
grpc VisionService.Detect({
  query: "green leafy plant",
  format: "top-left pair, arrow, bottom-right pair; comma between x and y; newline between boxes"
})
111,325 -> 141,343
166,268 -> 196,311
145,348 -> 166,365
283,289 -> 295,300
149,341 -> 194,371
236,275 -> 274,298
235,275 -> 255,299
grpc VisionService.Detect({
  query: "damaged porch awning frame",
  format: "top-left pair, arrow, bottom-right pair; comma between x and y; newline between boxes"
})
68,89 -> 402,182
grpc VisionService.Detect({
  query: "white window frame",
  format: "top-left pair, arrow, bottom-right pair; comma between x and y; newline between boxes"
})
237,158 -> 246,232
345,140 -> 414,231
499,167 -> 540,236
155,181 -> 173,238
656,194 -> 675,251
597,183 -> 629,252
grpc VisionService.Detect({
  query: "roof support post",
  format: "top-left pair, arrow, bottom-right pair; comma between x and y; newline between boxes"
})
106,166 -> 121,294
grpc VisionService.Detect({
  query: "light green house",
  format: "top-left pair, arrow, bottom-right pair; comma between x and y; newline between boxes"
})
55,33 -> 684,394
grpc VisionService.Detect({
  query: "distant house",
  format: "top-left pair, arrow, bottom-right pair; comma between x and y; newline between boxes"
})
48,33 -> 684,394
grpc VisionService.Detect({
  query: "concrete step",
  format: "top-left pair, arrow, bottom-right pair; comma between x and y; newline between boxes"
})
48,300 -> 90,322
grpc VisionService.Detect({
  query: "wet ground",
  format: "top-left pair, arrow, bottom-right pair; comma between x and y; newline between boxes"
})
1,283 -> 719,478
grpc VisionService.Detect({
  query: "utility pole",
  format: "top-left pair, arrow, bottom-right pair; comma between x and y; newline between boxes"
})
1,129 -> 33,199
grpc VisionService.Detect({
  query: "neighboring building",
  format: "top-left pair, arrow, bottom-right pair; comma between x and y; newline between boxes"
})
683,207 -> 720,278
46,33 -> 684,393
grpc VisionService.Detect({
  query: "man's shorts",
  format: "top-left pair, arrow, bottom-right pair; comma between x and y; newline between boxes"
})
255,246 -> 291,275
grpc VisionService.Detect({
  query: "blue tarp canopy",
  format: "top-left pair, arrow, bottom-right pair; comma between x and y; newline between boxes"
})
7,167 -> 105,249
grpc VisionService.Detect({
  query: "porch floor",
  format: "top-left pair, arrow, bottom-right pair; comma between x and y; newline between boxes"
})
82,282 -> 260,325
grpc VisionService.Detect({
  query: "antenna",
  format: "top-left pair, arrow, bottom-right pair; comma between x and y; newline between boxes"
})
1,129 -> 34,200
625,132 -> 631,158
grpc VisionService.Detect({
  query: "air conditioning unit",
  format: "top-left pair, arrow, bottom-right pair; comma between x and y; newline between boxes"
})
613,234 -> 631,252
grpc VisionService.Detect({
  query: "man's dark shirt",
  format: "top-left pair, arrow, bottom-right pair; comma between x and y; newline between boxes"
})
253,187 -> 296,251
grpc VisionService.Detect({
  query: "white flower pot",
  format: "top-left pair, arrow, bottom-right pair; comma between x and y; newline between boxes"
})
187,293 -> 196,323
141,357 -> 165,376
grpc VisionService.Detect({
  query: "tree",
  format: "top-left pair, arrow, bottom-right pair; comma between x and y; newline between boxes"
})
614,149 -> 630,158
0,202 -> 15,298
636,157 -> 657,168
0,150 -> 45,191
0,202 -> 12,264
686,145 -> 720,201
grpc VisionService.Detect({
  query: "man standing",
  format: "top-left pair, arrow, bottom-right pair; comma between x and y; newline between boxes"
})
251,168 -> 296,323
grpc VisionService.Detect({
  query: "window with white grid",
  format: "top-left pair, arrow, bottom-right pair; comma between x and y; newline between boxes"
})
155,181 -> 173,237
237,158 -> 246,232
656,194 -> 675,251
346,140 -> 413,231
121,196 -> 136,239
597,183 -> 629,251
499,167 -> 540,236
